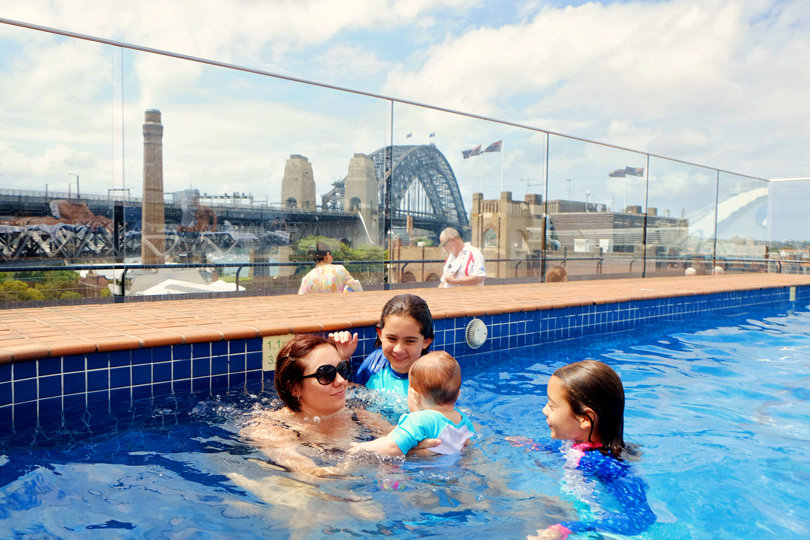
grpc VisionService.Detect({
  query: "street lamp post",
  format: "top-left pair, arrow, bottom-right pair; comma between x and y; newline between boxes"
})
68,173 -> 80,199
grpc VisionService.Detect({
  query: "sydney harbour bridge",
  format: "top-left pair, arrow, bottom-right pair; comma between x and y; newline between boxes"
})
0,144 -> 469,262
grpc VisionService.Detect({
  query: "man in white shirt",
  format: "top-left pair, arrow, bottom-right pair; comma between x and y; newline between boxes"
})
438,227 -> 486,287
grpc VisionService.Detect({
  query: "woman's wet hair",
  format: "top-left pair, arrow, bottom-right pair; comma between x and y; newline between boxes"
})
274,334 -> 335,412
374,293 -> 434,353
553,360 -> 626,459
409,351 -> 461,406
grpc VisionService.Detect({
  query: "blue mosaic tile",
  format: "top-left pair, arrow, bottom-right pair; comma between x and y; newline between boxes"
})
193,342 -> 211,359
173,379 -> 191,394
39,374 -> 62,399
153,382 -> 171,398
63,372 -> 85,395
211,374 -> 228,393
211,357 -> 228,376
38,397 -> 62,429
0,364 -> 10,383
0,382 -> 10,406
246,351 -> 262,371
13,379 -> 36,403
109,350 -> 131,367
132,349 -> 152,365
0,405 -> 11,426
14,361 -> 37,381
63,393 -> 85,415
247,338 -> 262,353
229,371 -> 247,388
211,341 -> 228,357
153,346 -> 172,363
87,370 -> 109,392
132,385 -> 152,402
132,365 -> 151,386
110,367 -> 131,389
87,353 -> 109,371
62,355 -> 85,373
153,362 -> 171,383
229,353 -> 246,372
173,360 -> 191,380
14,401 -> 36,427
173,344 -> 192,360
38,357 -> 61,376
193,358 -> 210,377
86,390 -> 108,410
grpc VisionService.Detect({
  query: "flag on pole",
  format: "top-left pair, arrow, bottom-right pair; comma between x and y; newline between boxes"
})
484,140 -> 503,153
405,132 -> 412,138
462,144 -> 482,159
625,166 -> 644,176
609,169 -> 626,177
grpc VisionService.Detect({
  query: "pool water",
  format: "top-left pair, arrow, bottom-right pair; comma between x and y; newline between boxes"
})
1,304 -> 809,538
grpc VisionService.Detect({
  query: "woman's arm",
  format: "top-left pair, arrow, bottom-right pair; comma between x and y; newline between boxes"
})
241,417 -> 348,478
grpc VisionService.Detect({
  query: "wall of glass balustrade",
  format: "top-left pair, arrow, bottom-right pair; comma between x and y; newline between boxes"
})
0,19 -> 807,307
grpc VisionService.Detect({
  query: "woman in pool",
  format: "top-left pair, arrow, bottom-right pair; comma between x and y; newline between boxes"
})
241,334 -> 438,477
512,360 -> 656,539
241,334 -> 392,477
330,293 -> 434,396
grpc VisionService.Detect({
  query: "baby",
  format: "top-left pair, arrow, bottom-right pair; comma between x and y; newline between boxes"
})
349,351 -> 474,456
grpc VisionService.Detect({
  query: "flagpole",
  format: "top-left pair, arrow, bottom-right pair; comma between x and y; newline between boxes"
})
480,143 -> 484,193
500,141 -> 504,192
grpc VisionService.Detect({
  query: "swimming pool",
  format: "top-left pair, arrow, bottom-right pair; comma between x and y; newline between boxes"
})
1,303 -> 808,538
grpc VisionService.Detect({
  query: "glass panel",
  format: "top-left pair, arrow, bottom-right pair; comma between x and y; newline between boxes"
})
646,157 -> 717,276
768,179 -> 810,274
119,48 -> 390,297
387,102 -> 548,287
715,172 -> 769,273
0,24 -> 119,306
546,135 -> 648,280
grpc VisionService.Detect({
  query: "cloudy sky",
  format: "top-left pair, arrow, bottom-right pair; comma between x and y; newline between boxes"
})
0,0 -> 807,221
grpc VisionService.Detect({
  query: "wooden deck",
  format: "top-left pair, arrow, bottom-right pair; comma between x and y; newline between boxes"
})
1,273 -> 809,363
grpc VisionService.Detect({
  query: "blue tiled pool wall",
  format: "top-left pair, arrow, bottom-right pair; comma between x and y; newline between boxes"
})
0,338 -> 265,438
1,285 -> 808,438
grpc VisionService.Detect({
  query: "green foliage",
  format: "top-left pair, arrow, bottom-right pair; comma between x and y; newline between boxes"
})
0,270 -> 85,303
0,280 -> 46,302
412,237 -> 437,247
296,235 -> 385,261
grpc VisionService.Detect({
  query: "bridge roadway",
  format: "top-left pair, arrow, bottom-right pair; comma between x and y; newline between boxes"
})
0,189 -> 450,241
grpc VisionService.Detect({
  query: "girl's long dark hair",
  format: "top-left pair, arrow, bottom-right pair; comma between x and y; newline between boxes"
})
554,360 -> 626,459
374,294 -> 434,354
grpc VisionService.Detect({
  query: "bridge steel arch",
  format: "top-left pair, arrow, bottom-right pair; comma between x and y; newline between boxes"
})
367,145 -> 469,234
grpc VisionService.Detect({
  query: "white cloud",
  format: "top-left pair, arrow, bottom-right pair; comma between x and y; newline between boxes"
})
1,0 -> 809,204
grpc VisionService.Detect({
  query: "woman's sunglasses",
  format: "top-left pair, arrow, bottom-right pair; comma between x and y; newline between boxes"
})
300,360 -> 352,385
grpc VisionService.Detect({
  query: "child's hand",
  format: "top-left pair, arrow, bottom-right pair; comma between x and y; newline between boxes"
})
527,524 -> 569,540
328,331 -> 358,360
347,441 -> 363,454
506,435 -> 534,447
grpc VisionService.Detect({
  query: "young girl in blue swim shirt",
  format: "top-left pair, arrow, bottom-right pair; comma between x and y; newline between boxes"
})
330,294 -> 434,396
515,360 -> 656,540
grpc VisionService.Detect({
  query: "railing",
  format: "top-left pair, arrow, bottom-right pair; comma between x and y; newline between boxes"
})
1,16 -> 808,309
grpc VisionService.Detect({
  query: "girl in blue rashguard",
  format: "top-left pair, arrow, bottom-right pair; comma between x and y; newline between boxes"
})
330,294 -> 434,397
511,360 -> 656,539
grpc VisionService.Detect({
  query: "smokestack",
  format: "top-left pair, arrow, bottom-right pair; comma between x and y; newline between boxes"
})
142,109 -> 165,265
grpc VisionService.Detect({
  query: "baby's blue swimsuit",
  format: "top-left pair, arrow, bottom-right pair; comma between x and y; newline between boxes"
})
390,409 -> 475,454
